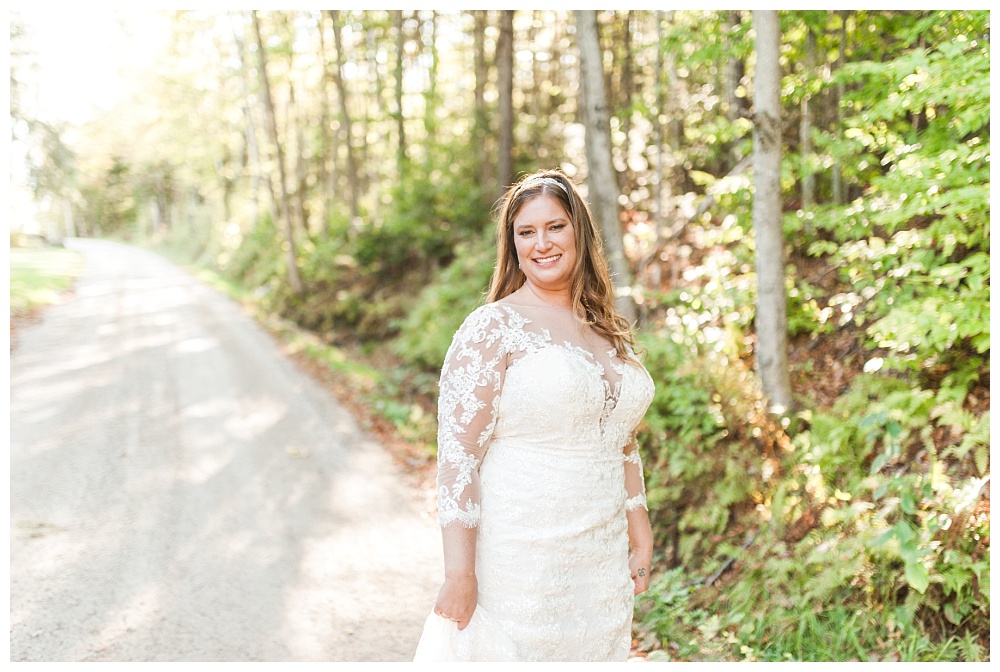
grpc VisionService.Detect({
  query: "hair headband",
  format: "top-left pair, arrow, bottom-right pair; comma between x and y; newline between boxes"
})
520,176 -> 568,195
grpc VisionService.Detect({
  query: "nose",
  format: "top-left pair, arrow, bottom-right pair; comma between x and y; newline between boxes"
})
535,230 -> 552,251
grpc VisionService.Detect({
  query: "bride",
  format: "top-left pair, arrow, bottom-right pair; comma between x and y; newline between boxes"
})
414,169 -> 655,662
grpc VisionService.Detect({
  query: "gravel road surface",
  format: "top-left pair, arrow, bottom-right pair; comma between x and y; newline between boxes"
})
9,238 -> 442,662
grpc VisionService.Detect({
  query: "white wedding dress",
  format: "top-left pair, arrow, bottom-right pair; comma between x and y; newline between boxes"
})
415,301 -> 655,662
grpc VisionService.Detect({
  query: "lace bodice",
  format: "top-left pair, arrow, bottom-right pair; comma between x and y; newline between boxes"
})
435,301 -> 655,528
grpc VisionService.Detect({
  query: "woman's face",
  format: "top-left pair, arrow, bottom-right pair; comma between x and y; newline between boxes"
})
512,194 -> 577,296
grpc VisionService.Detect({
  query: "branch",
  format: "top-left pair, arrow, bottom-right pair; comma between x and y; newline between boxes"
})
682,531 -> 756,589
640,154 -> 753,271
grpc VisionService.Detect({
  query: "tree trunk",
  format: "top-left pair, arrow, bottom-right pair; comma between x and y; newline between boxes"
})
653,11 -> 665,235
473,10 -> 490,195
232,18 -> 265,230
724,11 -> 747,169
316,14 -> 338,235
422,11 -> 439,171
527,13 -> 542,151
832,11 -> 848,205
328,9 -> 360,223
724,11 -> 746,123
664,12 -> 685,192
362,22 -> 381,196
621,11 -> 634,141
642,10 -> 667,305
497,10 -> 515,194
574,9 -> 636,324
393,10 -> 408,178
800,24 -> 816,213
251,10 -> 303,294
288,80 -> 310,236
62,198 -> 77,238
751,9 -> 792,412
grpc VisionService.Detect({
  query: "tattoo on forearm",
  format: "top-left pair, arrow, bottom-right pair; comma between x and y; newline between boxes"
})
638,568 -> 646,577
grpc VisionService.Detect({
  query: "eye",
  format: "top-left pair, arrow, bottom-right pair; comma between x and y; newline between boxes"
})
550,223 -> 566,232
517,229 -> 534,237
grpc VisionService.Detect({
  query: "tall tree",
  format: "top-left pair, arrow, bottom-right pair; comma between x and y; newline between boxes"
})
328,9 -> 361,222
473,10 -> 490,194
724,11 -> 747,123
421,11 -> 440,171
751,9 -> 793,411
831,10 -> 848,205
574,10 -> 636,324
231,17 -> 265,233
723,10 -> 747,168
288,79 -> 310,236
799,21 -> 817,212
251,10 -> 303,294
316,12 -> 339,234
620,10 -> 635,140
393,10 -> 408,178
497,10 -> 515,193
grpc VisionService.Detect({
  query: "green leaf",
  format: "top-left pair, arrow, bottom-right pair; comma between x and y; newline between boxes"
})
944,601 -> 966,626
870,452 -> 890,474
975,444 -> 989,476
894,520 -> 915,544
859,411 -> 887,432
899,489 -> 917,515
904,560 -> 930,594
899,538 -> 919,564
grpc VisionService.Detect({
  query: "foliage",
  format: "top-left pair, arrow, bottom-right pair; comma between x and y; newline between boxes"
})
810,11 -> 990,388
13,8 -> 989,662
355,171 -> 488,276
631,10 -> 989,661
9,246 -> 85,314
222,213 -> 283,294
392,234 -> 495,371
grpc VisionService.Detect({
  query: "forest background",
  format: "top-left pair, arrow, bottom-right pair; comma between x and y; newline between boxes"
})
9,9 -> 990,662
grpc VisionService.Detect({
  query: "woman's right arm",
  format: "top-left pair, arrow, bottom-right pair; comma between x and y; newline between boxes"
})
433,525 -> 479,629
433,307 -> 507,630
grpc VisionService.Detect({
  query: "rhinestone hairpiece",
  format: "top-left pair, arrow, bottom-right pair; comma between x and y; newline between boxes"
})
520,176 -> 568,195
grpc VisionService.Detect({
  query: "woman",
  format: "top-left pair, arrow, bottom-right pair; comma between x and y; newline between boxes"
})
414,169 -> 655,662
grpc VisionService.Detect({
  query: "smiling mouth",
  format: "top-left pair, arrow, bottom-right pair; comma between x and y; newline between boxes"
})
533,254 -> 561,265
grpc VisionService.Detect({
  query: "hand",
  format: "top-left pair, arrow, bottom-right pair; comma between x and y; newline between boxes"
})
434,574 -> 478,631
629,547 -> 652,596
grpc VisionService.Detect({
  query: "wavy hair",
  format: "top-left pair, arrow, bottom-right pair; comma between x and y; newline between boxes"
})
487,169 -> 638,362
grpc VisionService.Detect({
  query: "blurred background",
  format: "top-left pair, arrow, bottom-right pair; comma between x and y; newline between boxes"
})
8,8 -> 991,662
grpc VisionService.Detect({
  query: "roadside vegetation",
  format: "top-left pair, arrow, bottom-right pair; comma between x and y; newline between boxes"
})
13,9 -> 989,662
9,238 -> 85,346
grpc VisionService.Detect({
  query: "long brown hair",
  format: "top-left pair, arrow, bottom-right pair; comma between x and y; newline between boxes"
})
487,169 -> 638,362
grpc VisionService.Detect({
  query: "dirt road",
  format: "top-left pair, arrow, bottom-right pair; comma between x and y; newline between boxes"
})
9,238 -> 442,662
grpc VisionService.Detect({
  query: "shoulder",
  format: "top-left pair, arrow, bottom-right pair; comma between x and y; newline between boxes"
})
453,302 -> 528,338
447,302 -> 536,358
441,305 -> 514,374
447,304 -> 509,352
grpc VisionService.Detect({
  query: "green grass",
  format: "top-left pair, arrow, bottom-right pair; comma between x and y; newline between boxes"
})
9,246 -> 85,314
635,567 -> 986,662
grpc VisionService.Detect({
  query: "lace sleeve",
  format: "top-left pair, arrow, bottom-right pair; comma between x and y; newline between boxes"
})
623,433 -> 648,512
436,306 -> 508,528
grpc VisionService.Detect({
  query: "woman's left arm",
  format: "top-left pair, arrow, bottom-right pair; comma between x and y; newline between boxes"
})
624,436 -> 653,595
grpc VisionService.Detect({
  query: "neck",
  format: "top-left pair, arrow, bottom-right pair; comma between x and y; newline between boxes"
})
522,282 -> 573,310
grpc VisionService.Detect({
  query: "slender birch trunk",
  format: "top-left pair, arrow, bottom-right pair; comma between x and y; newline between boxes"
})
751,9 -> 793,412
575,9 -> 637,324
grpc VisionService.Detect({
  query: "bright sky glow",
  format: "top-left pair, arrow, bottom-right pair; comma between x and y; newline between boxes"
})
12,7 -> 169,126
